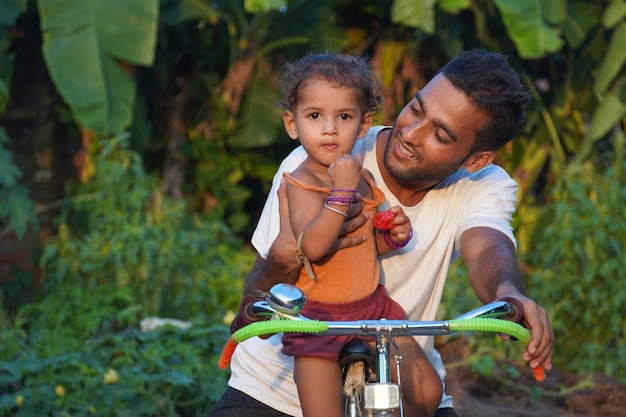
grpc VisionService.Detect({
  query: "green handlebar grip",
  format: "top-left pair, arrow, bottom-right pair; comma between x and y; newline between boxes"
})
448,318 -> 531,344
448,318 -> 547,381
231,319 -> 330,343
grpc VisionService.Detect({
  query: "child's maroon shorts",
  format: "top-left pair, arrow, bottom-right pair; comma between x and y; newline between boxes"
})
281,285 -> 406,361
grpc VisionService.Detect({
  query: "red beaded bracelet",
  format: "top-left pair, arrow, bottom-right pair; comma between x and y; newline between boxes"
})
383,228 -> 413,249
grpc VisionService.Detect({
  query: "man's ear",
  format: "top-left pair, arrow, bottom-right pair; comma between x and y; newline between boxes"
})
463,151 -> 495,173
282,111 -> 299,140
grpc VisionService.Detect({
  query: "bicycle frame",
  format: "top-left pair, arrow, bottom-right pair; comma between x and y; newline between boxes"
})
219,284 -> 543,417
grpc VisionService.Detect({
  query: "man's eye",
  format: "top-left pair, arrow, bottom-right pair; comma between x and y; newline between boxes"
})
434,131 -> 448,144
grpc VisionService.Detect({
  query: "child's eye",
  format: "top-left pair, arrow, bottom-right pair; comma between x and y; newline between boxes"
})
339,114 -> 351,120
309,113 -> 321,120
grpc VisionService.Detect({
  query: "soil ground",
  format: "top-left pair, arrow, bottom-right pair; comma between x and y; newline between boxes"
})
437,338 -> 626,417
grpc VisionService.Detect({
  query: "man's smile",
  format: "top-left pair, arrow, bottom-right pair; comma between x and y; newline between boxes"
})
394,133 -> 418,160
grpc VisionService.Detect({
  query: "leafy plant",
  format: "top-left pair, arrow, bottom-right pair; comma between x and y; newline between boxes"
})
0,131 -> 253,416
0,284 -> 231,417
0,0 -> 37,241
444,131 -> 626,384
40,132 -> 251,319
524,131 -> 626,382
0,128 -> 38,239
37,0 -> 159,137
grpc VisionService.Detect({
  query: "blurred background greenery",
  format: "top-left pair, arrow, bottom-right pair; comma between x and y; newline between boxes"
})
0,0 -> 624,416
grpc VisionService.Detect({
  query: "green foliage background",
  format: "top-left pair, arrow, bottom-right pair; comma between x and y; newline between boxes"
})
525,132 -> 626,379
0,0 -> 625,415
1,135 -> 253,416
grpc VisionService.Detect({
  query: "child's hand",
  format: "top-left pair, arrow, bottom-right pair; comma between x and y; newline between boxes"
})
376,207 -> 412,244
328,153 -> 362,190
374,210 -> 395,230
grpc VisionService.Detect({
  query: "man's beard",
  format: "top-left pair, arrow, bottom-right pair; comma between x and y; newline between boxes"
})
382,127 -> 468,184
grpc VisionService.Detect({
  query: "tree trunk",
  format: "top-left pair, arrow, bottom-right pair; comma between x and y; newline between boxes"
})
158,54 -> 197,199
0,8 -> 78,304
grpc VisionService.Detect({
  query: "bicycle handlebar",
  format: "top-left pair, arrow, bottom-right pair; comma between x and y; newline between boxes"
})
218,284 -> 545,381
226,317 -> 531,343
218,316 -> 545,380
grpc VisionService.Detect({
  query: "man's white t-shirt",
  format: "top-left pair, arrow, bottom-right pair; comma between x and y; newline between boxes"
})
229,126 -> 518,416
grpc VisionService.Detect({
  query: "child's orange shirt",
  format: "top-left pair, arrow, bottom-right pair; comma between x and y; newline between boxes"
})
283,172 -> 385,303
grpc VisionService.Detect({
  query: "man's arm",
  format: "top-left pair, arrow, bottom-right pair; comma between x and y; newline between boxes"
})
460,227 -> 553,372
243,180 -> 301,294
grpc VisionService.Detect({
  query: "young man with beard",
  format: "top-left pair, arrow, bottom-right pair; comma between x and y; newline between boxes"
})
209,49 -> 554,417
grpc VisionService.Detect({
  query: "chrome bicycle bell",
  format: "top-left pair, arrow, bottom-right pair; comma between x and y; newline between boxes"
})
265,283 -> 307,316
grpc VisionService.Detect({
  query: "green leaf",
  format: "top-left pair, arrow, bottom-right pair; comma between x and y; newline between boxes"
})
562,3 -> 599,48
493,0 -> 564,58
229,71 -> 283,149
39,0 -> 157,65
541,0 -> 566,25
0,184 -> 36,238
572,97 -> 626,166
0,129 -> 37,238
593,21 -> 626,96
0,0 -> 24,113
437,0 -> 471,14
38,0 -> 159,136
0,0 -> 25,27
0,152 -> 21,187
586,93 -> 626,143
245,0 -> 287,13
603,0 -> 626,28
161,0 -> 221,24
391,0 -> 436,34
0,394 -> 20,412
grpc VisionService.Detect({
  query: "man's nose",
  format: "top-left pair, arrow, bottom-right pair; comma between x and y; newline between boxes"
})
400,118 -> 426,145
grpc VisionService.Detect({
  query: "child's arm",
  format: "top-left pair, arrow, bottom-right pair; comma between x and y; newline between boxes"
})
288,155 -> 362,262
375,207 -> 412,256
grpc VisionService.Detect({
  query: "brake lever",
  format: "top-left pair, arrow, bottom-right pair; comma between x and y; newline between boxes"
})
456,298 -> 524,323
455,301 -> 513,320
248,301 -> 309,321
495,296 -> 525,323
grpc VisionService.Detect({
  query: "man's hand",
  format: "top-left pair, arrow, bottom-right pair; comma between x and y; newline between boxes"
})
266,179 -> 299,270
244,179 -> 368,294
461,227 -> 554,374
243,179 -> 300,294
497,287 -> 554,373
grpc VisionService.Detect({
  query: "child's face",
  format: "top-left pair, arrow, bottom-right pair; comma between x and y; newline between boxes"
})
282,79 -> 372,167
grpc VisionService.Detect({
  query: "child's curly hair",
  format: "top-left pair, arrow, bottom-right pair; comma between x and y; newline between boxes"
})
277,52 -> 382,115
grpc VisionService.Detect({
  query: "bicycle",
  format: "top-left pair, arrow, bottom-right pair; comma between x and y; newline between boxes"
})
219,283 -> 545,417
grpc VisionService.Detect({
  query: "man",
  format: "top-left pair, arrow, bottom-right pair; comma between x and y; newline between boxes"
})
209,49 -> 554,417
